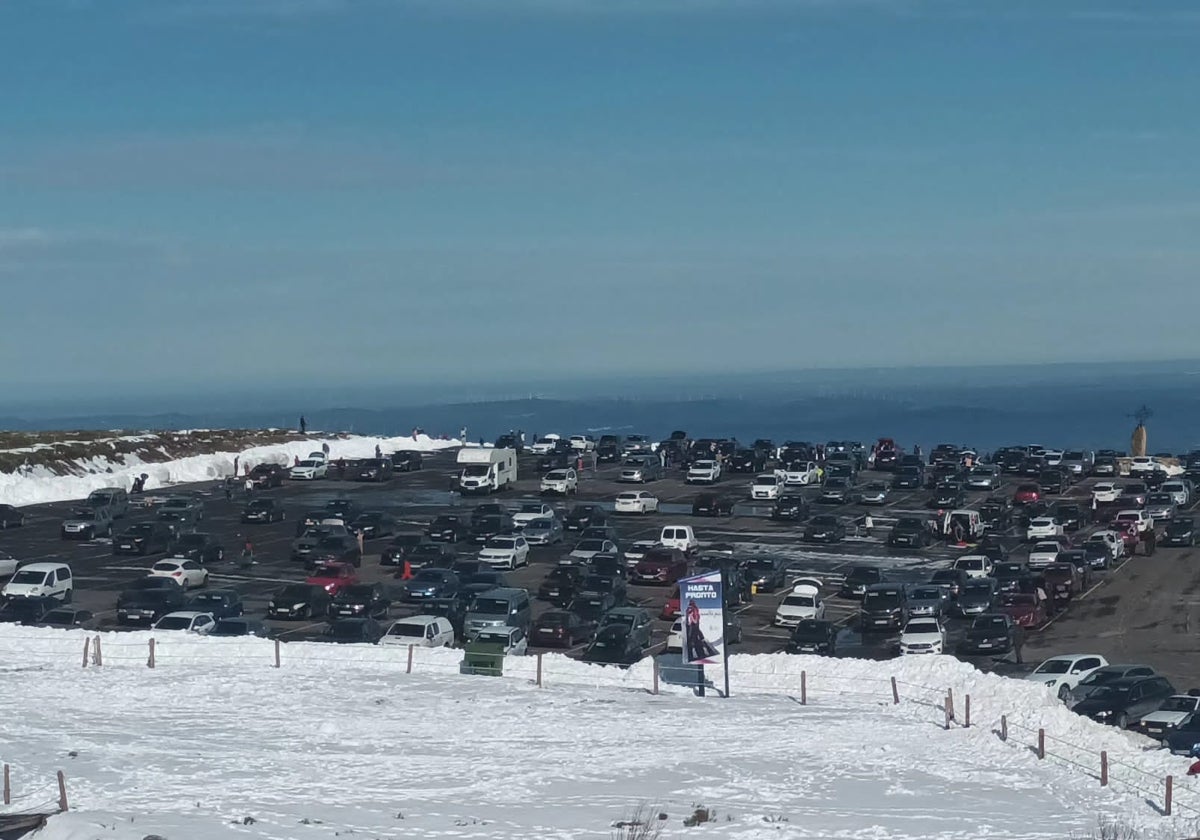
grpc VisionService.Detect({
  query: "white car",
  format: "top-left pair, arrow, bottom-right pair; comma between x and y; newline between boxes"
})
614,491 -> 659,515
568,435 -> 596,452
1134,695 -> 1200,741
665,618 -> 685,653
899,618 -> 946,655
530,435 -> 562,455
512,502 -> 556,529
750,472 -> 786,500
1025,654 -> 1108,700
379,615 -> 456,648
1028,541 -> 1063,569
149,559 -> 209,589
1042,450 -> 1064,466
474,626 -> 529,655
1085,530 -> 1125,561
1114,509 -> 1153,534
1026,517 -> 1063,541
1129,456 -> 1158,477
1092,482 -> 1121,504
307,451 -> 329,462
773,584 -> 826,627
540,469 -> 578,495
153,611 -> 215,634
289,459 -> 328,480
952,555 -> 993,579
784,461 -> 819,486
478,536 -> 530,570
686,460 -> 721,484
1162,481 -> 1190,507
568,539 -> 618,563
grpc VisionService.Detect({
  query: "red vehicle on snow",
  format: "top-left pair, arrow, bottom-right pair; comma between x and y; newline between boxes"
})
998,592 -> 1048,628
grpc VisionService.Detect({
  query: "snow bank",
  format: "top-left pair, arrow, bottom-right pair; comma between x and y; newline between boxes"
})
0,433 -> 459,507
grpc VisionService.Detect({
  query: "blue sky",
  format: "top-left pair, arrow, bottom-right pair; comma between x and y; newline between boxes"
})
2,0 -> 1199,396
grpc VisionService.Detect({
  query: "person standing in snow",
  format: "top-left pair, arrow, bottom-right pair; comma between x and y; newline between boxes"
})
322,442 -> 330,456
459,426 -> 467,443
233,456 -> 240,477
375,444 -> 383,459
300,415 -> 307,434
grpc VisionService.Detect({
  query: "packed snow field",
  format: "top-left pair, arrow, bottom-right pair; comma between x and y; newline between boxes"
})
2,625 -> 1199,840
0,432 -> 459,507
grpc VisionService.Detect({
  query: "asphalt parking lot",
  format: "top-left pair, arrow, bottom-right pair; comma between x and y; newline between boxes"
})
1,449 -> 1196,685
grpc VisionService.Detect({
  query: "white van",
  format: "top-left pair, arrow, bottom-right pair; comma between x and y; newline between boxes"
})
379,615 -> 456,648
1,562 -> 73,602
659,525 -> 698,555
457,448 -> 518,494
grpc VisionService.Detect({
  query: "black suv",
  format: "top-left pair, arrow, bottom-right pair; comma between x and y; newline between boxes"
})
771,495 -> 809,522
112,521 -> 175,556
564,505 -> 606,532
170,532 -> 225,564
839,565 -> 883,599
1164,517 -> 1196,547
116,578 -> 187,625
426,514 -> 470,543
888,517 -> 932,549
390,450 -> 423,472
267,583 -> 332,620
860,584 -> 908,632
249,463 -> 286,488
330,583 -> 391,619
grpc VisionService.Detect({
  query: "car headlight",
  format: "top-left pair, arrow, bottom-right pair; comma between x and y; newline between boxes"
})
1094,710 -> 1112,718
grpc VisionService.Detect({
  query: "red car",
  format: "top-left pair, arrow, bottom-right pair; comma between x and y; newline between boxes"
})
305,561 -> 359,596
659,584 -> 681,620
1013,484 -> 1041,505
632,548 -> 689,585
998,592 -> 1047,628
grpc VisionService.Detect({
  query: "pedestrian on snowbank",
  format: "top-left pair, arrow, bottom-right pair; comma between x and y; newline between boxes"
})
375,444 -> 383,459
322,442 -> 330,456
300,415 -> 307,434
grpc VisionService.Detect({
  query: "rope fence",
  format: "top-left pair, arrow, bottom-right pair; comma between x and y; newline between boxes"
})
0,765 -> 70,816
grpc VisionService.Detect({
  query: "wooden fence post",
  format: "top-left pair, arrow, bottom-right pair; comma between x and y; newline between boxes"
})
3,763 -> 9,805
1166,775 -> 1174,816
57,770 -> 68,812
1037,728 -> 1045,760
147,638 -> 156,669
800,671 -> 807,705
891,676 -> 899,705
1100,751 -> 1108,787
93,635 -> 102,667
406,644 -> 414,675
964,694 -> 971,728
274,639 -> 281,668
944,700 -> 952,730
652,659 -> 660,695
1000,715 -> 1008,741
81,637 -> 90,669
946,688 -> 955,722
536,653 -> 543,688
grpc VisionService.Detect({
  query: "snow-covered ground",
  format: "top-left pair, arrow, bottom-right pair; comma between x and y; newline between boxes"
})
1,625 -> 1196,840
0,433 -> 460,508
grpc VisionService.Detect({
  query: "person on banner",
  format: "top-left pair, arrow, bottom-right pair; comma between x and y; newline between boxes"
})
684,598 -> 719,662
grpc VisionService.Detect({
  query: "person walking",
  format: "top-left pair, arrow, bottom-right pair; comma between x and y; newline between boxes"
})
322,442 -> 330,456
243,476 -> 254,498
299,415 -> 307,434
459,426 -> 467,443
233,455 -> 240,477
1143,526 -> 1158,556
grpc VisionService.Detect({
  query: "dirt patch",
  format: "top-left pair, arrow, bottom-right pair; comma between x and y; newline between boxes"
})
0,429 -> 321,476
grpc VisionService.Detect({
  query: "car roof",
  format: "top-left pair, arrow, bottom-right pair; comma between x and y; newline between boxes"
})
160,611 -> 210,619
15,562 -> 70,571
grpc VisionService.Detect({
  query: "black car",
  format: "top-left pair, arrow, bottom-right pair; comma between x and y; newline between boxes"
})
1038,471 -> 1067,495
38,606 -> 96,629
324,499 -> 362,521
892,467 -> 924,490
426,515 -> 470,543
116,578 -> 187,625
1165,713 -> 1200,754
461,571 -> 509,601
1165,517 -> 1196,548
596,443 -> 621,463
348,458 -> 394,482
471,503 -> 508,523
579,572 -> 628,606
537,451 -> 573,472
324,617 -> 385,643
310,534 -> 362,568
186,589 -> 244,619
860,584 -> 908,632
888,517 -> 932,549
563,505 -> 607,532
1083,543 -> 1113,570
744,557 -> 787,593
928,568 -> 970,599
956,578 -> 999,617
241,499 -> 286,524
839,565 -> 883,599
786,619 -> 838,655
803,515 -> 845,543
349,511 -> 397,540
249,463 -> 287,488
407,542 -> 456,570
112,521 -> 175,556
1053,503 -> 1090,533
380,532 -> 428,566
979,497 -> 1014,530
927,488 -> 965,509
390,450 -> 423,472
0,504 -> 27,528
267,583 -> 332,620
209,618 -> 270,637
399,569 -> 461,603
771,495 -> 809,523
569,592 -> 617,625
991,561 -> 1033,595
470,514 -> 516,544
729,449 -> 766,473
587,553 -> 628,583
692,493 -> 735,517
1073,676 -> 1177,729
330,583 -> 391,619
978,534 -> 1011,564
169,532 -> 225,564
580,625 -> 642,666
531,610 -> 594,648
957,613 -> 1024,659
537,567 -> 585,606
0,596 -> 58,625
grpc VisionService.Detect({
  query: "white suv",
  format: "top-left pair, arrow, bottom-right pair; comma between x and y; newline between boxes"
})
540,469 -> 578,495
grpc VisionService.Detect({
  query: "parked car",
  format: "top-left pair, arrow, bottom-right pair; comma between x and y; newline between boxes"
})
1025,654 -> 1108,700
0,505 -> 27,529
169,532 -> 225,565
267,583 -> 331,620
290,459 -> 328,480
304,561 -> 359,596
153,611 -> 216,634
618,456 -> 663,483
580,625 -> 643,666
771,494 -> 810,522
615,491 -> 660,515
956,578 -> 999,617
209,618 -> 270,637
1164,517 -> 1197,547
390,450 -> 424,472
379,615 -> 456,648
60,506 -> 113,541
0,596 -> 59,625
631,547 -> 690,585
537,567 -> 585,606
953,555 -> 993,579
888,517 -> 933,549
1129,694 -> 1200,741
406,542 -> 456,570
1067,664 -> 1158,708
599,607 -> 654,649
241,499 -> 286,524
112,522 -> 175,556
957,613 -> 1025,660
523,517 -> 565,546
149,558 -> 209,590
349,511 -> 397,540
1072,675 -> 1177,729
860,584 -> 908,632
116,577 -> 187,625
323,617 -> 386,644
691,492 -> 735,517
928,568 -> 970,599
804,515 -> 846,543
899,618 -> 947,655
248,463 -> 286,488
37,606 -> 96,629
858,481 -> 890,506
186,589 -> 244,619
479,535 -> 530,570
907,585 -> 951,618
540,469 -> 579,495
426,515 -> 470,543
330,583 -> 391,619
997,592 -> 1047,628
839,565 -> 883,599
744,557 -> 787,593
785,619 -> 838,655
774,584 -> 826,627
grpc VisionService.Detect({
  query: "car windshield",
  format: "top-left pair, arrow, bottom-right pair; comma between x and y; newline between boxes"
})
910,588 -> 942,600
956,558 -> 985,570
471,598 -> 510,615
277,586 -> 310,600
753,476 -> 777,486
387,623 -> 425,637
1149,494 -> 1173,504
782,595 -> 815,608
906,621 -> 938,634
156,617 -> 191,630
747,559 -> 777,573
1089,686 -> 1131,699
1033,542 -> 1060,553
962,583 -> 993,598
487,538 -> 516,550
330,622 -> 368,640
1003,594 -> 1037,606
811,516 -> 837,527
575,540 -> 605,552
525,520 -> 552,531
863,591 -> 901,609
9,570 -> 47,586
1034,659 -> 1073,675
896,518 -> 924,530
1160,697 -> 1199,713
974,617 -> 1007,631
546,471 -> 567,480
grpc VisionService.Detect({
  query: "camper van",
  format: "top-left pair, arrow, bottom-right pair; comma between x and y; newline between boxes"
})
457,448 -> 518,495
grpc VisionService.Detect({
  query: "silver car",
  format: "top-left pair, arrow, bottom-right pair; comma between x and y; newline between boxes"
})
522,517 -> 564,545
1145,493 -> 1177,522
907,585 -> 950,618
619,456 -> 663,483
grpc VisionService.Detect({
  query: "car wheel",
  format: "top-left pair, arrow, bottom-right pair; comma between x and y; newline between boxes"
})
62,589 -> 73,604
1057,684 -> 1071,700
1116,713 -> 1129,730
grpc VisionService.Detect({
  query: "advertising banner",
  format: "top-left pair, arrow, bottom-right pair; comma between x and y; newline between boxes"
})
679,570 -> 725,665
